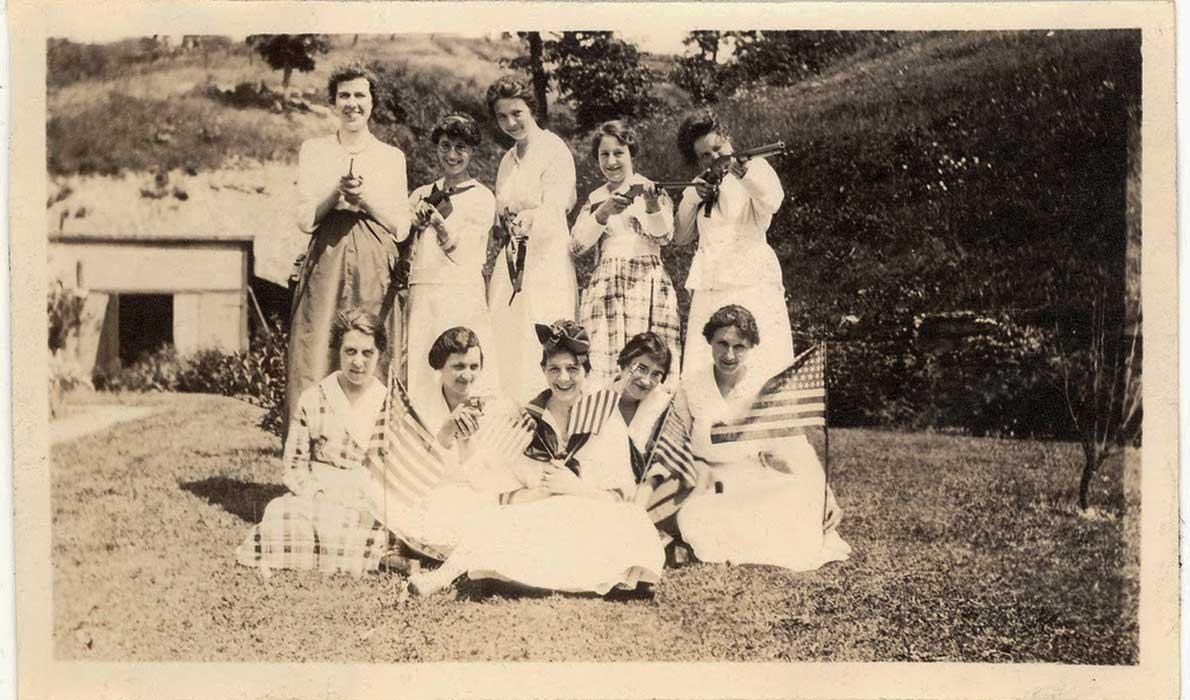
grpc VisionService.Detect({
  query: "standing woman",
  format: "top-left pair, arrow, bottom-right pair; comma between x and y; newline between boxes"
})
485,76 -> 579,400
572,121 -> 681,385
673,109 -> 793,379
288,63 -> 411,426
406,114 -> 498,416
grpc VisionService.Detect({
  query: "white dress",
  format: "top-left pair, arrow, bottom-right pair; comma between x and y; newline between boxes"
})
442,393 -> 665,594
675,363 -> 851,571
675,158 -> 794,380
488,128 -> 579,401
406,178 -> 499,417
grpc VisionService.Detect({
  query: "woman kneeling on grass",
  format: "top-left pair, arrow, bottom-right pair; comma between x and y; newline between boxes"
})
408,320 -> 665,597
673,304 -> 850,571
237,308 -> 397,576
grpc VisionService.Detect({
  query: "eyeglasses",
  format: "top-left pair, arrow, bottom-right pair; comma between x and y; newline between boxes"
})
627,363 -> 666,383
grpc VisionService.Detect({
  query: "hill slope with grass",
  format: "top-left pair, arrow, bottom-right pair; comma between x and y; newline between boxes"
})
47,31 -> 1139,437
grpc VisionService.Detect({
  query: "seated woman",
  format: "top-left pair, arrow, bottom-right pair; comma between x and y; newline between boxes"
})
236,308 -> 396,576
407,320 -> 664,596
383,327 -> 534,559
674,304 -> 850,571
611,332 -> 675,480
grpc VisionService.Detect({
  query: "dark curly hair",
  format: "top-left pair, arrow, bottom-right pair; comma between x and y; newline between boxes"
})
330,307 -> 386,355
702,304 -> 759,346
326,62 -> 378,104
431,113 -> 483,148
676,108 -> 728,166
485,75 -> 538,117
428,327 -> 483,371
617,332 -> 672,382
589,119 -> 641,162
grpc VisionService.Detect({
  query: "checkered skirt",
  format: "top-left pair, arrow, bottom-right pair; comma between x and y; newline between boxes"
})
579,255 -> 681,385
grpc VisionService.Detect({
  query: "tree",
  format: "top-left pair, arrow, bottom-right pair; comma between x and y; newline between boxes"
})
247,34 -> 330,88
518,32 -> 551,125
510,31 -> 659,132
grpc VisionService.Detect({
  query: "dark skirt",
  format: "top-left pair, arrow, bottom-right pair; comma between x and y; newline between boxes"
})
286,209 -> 402,428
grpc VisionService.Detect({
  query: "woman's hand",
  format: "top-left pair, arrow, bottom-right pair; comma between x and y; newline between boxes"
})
542,465 -> 586,496
339,174 -> 368,208
641,182 -> 662,214
593,193 -> 632,225
512,208 -> 537,240
758,450 -> 794,474
436,402 -> 482,448
692,177 -> 716,202
728,157 -> 750,180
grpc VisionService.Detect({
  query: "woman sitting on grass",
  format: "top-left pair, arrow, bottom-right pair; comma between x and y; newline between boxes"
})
672,304 -> 850,572
408,320 -> 664,597
375,326 -> 535,561
237,308 -> 397,576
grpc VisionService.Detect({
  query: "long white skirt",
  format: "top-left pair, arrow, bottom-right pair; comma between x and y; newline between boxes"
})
677,443 -> 851,572
487,247 -> 578,403
683,283 -> 794,380
448,495 -> 665,594
406,281 -> 498,416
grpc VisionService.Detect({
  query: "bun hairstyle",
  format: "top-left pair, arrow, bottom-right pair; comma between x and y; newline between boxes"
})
431,113 -> 483,148
589,120 -> 641,161
330,307 -> 386,354
485,76 -> 538,117
702,304 -> 760,346
428,326 -> 483,370
676,108 -> 728,166
617,332 -> 672,382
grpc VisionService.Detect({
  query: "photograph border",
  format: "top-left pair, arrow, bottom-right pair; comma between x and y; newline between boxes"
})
11,2 -> 1178,698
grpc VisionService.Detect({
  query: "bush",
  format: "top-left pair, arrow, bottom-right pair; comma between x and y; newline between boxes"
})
92,316 -> 289,437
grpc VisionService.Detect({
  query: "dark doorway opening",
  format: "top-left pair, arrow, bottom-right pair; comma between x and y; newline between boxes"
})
118,294 -> 174,365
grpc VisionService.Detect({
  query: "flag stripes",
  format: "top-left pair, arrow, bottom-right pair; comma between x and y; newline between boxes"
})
367,378 -> 451,509
566,388 -> 619,438
710,344 -> 827,445
643,400 -> 698,486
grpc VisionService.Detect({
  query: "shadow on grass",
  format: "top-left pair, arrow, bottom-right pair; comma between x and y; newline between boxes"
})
180,477 -> 287,523
452,576 -> 653,603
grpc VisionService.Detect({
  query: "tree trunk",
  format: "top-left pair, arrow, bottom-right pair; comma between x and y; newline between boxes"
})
1078,442 -> 1099,511
353,34 -> 360,47
526,32 -> 549,126
282,66 -> 293,89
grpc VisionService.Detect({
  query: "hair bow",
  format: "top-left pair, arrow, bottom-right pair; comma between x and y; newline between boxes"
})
534,320 -> 590,354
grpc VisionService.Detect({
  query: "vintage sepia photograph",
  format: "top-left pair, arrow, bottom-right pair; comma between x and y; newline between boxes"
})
9,1 -> 1179,698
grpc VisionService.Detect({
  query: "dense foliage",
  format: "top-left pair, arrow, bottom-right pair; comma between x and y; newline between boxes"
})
246,34 -> 331,88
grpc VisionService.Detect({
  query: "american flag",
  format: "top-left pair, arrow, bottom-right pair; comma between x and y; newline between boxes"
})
642,397 -> 699,487
710,343 -> 827,445
564,388 -> 620,443
469,406 -> 536,464
366,375 -> 451,509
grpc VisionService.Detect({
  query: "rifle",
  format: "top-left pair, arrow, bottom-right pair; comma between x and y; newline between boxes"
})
693,141 -> 787,217
491,209 -> 527,306
587,181 -> 700,214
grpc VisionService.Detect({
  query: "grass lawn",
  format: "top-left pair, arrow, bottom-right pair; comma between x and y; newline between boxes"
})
51,393 -> 1137,663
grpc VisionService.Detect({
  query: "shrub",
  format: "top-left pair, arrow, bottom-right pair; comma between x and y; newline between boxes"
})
93,344 -> 182,392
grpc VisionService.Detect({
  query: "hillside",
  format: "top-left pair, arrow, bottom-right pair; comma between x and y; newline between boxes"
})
45,31 -> 1140,436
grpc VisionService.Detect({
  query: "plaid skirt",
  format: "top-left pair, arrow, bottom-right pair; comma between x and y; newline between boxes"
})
235,494 -> 398,577
579,255 -> 681,385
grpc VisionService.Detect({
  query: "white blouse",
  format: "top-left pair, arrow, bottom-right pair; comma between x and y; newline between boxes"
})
407,178 -> 495,286
571,173 -> 674,261
296,131 -> 411,238
494,129 -> 577,268
674,157 -> 785,291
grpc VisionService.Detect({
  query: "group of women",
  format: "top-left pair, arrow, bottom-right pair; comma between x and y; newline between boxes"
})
236,63 -> 850,596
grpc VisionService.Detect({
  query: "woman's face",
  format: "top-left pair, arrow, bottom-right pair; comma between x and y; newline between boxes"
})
543,350 -> 587,403
334,77 -> 373,132
709,325 -> 753,378
435,136 -> 473,179
620,354 -> 666,402
439,347 -> 483,405
338,329 -> 380,388
692,131 -> 733,169
493,98 -> 537,143
596,135 -> 634,186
